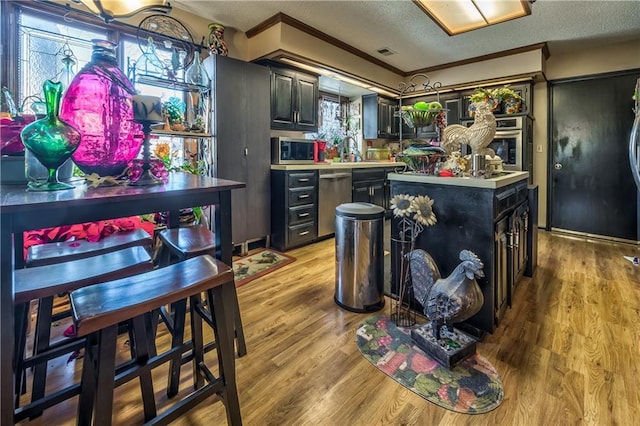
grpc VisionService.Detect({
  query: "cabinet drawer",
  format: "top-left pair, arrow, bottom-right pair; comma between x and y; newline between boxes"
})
288,187 -> 315,207
495,187 -> 517,218
352,168 -> 385,182
288,222 -> 316,246
288,172 -> 316,188
288,204 -> 316,225
515,181 -> 528,205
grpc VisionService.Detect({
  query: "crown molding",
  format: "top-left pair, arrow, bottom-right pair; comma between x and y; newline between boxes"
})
246,12 -> 405,76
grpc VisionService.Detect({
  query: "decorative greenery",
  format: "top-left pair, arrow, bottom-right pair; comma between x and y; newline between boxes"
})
153,141 -> 205,222
469,86 -> 522,103
468,87 -> 496,103
163,96 -> 185,124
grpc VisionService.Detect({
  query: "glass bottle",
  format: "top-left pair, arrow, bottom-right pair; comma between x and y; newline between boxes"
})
61,39 -> 142,176
184,51 -> 210,87
21,80 -> 81,191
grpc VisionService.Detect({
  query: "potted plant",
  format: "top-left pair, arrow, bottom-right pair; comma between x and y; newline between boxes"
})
493,86 -> 523,114
468,87 -> 500,114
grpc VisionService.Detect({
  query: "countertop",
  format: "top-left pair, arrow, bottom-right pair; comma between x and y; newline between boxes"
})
388,170 -> 529,189
271,162 -> 407,171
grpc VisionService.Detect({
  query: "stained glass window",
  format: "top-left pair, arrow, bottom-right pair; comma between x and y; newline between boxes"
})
18,12 -> 103,110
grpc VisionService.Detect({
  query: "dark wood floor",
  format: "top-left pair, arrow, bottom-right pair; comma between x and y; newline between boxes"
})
16,231 -> 640,425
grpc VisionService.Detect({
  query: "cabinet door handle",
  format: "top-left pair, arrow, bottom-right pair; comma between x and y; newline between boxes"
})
244,147 -> 248,156
298,212 -> 310,218
298,178 -> 310,183
298,194 -> 310,199
299,230 -> 310,236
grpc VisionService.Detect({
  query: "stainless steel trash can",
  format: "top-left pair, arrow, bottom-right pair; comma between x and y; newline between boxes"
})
334,202 -> 385,312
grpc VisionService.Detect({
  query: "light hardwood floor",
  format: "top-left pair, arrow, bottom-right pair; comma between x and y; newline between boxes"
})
16,230 -> 640,425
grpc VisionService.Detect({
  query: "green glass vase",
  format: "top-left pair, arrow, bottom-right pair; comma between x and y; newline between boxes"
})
20,80 -> 81,191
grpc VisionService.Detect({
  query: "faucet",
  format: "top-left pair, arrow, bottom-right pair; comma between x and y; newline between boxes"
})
340,136 -> 359,162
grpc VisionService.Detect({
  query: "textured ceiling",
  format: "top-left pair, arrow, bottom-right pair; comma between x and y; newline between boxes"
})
172,0 -> 640,73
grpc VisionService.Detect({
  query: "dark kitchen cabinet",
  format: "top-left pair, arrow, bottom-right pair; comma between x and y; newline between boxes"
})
352,168 -> 387,210
363,94 -> 399,139
271,170 -> 318,251
270,67 -> 318,132
389,177 -> 531,337
212,56 -> 271,249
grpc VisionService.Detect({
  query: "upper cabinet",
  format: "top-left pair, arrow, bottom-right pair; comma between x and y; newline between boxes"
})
270,66 -> 319,132
362,94 -> 399,140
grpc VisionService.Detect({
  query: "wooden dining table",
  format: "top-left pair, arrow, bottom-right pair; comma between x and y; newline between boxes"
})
0,172 -> 245,425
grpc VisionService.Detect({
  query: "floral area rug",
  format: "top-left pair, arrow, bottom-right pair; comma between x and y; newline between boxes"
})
356,315 -> 503,414
233,249 -> 295,287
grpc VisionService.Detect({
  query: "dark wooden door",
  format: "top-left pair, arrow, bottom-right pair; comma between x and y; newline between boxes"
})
295,72 -> 318,130
550,71 -> 639,241
352,183 -> 370,203
217,56 -> 270,245
270,68 -> 296,129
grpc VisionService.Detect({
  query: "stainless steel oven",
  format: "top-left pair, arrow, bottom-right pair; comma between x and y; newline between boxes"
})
461,116 -> 524,171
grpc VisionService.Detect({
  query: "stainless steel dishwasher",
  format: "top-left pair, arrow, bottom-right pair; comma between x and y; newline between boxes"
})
318,169 -> 353,237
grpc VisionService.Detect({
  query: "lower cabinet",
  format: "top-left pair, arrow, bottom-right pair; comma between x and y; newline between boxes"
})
352,168 -> 388,210
271,170 -> 318,251
390,178 -> 530,336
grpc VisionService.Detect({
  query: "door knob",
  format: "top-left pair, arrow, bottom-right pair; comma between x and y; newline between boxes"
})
554,163 -> 563,170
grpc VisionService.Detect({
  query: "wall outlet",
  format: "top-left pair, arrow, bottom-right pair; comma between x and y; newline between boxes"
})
536,145 -> 543,153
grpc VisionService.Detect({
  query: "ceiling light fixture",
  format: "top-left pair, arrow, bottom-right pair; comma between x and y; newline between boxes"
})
413,0 -> 531,36
72,0 -> 172,23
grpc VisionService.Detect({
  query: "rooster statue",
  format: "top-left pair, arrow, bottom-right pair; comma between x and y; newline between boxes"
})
441,101 -> 497,155
410,249 -> 485,341
426,250 -> 484,340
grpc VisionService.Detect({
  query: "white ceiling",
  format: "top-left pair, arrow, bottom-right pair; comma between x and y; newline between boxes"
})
173,0 -> 640,73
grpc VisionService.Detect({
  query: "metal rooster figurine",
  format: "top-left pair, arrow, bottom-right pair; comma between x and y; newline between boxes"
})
409,249 -> 485,340
441,101 -> 497,155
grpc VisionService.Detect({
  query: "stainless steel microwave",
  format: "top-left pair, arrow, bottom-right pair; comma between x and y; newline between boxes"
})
271,137 -> 315,164
460,116 -> 524,171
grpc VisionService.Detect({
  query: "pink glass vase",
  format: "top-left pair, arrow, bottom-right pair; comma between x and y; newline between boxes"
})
61,39 -> 142,176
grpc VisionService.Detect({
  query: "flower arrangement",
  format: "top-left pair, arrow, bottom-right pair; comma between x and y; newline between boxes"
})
391,193 -> 437,241
390,193 -> 437,326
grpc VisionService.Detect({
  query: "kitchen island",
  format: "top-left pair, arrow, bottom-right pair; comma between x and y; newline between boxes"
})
388,171 -> 536,337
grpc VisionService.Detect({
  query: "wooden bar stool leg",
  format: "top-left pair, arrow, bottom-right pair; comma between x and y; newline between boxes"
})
231,288 -> 247,357
209,284 -> 242,426
130,316 -> 157,421
189,294 -> 205,390
30,295 -> 54,417
90,325 -> 118,426
13,302 -> 29,407
167,300 -> 187,397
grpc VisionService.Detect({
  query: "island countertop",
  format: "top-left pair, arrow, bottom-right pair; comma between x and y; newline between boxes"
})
388,170 -> 529,189
271,162 -> 407,171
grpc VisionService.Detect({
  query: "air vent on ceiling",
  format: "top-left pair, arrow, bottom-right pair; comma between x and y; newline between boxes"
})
376,47 -> 396,56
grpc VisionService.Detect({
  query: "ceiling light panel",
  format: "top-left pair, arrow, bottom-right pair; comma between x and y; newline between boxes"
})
414,0 -> 531,36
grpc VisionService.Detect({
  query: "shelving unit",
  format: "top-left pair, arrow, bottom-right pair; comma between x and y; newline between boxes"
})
397,73 -> 444,152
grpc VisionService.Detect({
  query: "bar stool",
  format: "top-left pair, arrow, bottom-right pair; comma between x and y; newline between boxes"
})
13,246 -> 153,420
157,224 -> 247,357
26,228 -> 153,267
70,255 -> 242,425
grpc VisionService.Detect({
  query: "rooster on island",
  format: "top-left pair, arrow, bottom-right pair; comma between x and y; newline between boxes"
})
441,101 -> 497,155
409,249 -> 485,341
